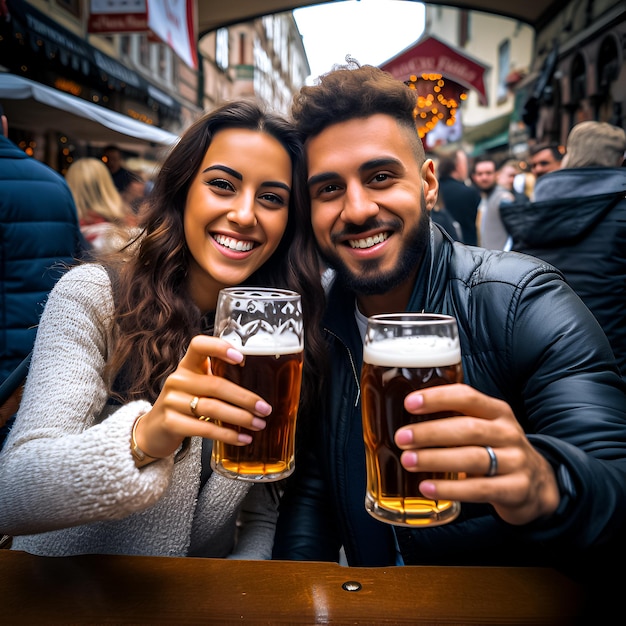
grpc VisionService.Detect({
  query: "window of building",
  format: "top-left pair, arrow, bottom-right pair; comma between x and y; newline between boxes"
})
138,35 -> 150,69
120,35 -> 131,57
216,28 -> 229,71
157,44 -> 173,85
55,0 -> 81,18
239,32 -> 246,65
497,39 -> 511,103
459,10 -> 470,47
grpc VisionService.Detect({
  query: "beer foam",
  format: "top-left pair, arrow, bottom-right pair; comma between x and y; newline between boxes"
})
363,335 -> 460,367
221,330 -> 302,355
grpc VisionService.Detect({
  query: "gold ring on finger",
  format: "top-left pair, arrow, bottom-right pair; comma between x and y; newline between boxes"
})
190,396 -> 200,418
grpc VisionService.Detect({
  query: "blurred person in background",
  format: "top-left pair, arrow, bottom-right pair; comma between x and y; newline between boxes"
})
66,157 -> 138,253
121,169 -> 149,218
502,120 -> 626,378
429,189 -> 461,241
0,103 -> 87,447
529,142 -> 563,179
436,150 -> 481,245
471,155 -> 515,249
525,142 -> 563,200
102,144 -> 134,193
497,159 -> 528,202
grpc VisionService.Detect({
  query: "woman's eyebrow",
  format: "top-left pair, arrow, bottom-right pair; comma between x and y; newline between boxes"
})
203,164 -> 290,192
202,164 -> 242,179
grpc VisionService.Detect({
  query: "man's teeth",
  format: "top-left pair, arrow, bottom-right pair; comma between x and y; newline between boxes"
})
213,234 -> 254,252
349,233 -> 389,249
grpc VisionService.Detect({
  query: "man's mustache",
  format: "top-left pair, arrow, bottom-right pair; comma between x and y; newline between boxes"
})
332,218 -> 401,241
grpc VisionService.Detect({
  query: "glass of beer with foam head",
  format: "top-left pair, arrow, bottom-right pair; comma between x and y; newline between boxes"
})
211,287 -> 303,482
361,313 -> 463,527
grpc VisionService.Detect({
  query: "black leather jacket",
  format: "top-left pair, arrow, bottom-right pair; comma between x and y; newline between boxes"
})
274,225 -> 626,574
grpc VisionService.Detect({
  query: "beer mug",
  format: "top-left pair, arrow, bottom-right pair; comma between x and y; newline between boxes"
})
361,313 -> 463,526
211,287 -> 304,482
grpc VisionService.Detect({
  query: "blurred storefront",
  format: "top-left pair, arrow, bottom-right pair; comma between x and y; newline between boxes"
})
513,0 -> 624,153
0,0 -> 184,171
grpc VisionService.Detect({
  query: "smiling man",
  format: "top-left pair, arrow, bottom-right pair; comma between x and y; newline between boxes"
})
273,64 -> 626,598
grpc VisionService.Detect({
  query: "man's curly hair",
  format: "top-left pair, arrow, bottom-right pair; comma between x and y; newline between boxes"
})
291,60 -> 425,163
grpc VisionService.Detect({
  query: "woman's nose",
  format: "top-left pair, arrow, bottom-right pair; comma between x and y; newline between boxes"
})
227,195 -> 257,227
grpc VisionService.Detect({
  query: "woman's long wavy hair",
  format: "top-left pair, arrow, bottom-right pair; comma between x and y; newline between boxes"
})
104,100 -> 326,413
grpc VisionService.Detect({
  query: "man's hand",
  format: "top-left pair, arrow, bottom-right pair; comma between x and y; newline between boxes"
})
394,383 -> 560,525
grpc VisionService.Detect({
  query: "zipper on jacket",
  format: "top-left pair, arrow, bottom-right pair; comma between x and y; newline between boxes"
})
324,327 -> 361,407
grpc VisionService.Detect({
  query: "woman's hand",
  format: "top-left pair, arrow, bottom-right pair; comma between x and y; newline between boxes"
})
132,335 -> 271,460
394,383 -> 560,525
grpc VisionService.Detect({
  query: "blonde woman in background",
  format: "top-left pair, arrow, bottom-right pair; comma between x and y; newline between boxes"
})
66,157 -> 138,253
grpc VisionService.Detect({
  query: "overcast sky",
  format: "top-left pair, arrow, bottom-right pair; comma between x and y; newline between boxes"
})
294,1 -> 426,83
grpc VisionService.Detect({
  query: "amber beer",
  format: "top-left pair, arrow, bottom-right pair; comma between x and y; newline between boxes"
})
211,346 -> 303,481
361,314 -> 462,527
211,286 -> 304,482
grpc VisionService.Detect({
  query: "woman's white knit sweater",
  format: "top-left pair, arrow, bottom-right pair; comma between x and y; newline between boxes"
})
0,264 -> 278,558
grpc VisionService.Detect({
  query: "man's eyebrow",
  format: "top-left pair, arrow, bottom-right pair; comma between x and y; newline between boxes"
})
307,157 -> 403,188
360,157 -> 403,172
307,171 -> 338,188
203,164 -> 290,192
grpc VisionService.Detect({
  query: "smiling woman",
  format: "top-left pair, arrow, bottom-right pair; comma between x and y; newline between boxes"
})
0,99 -> 326,560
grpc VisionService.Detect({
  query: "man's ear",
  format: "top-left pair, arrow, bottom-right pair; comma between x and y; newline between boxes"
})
421,159 -> 439,210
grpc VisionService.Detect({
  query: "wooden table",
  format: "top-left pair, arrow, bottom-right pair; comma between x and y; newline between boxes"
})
0,549 -> 590,624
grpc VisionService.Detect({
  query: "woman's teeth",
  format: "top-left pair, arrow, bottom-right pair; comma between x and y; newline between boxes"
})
213,234 -> 254,252
349,232 -> 389,249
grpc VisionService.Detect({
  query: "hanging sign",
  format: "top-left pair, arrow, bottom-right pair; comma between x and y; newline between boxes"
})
87,0 -> 197,69
87,0 -> 148,34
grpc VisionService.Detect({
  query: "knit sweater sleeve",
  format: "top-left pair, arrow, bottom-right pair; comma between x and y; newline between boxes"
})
0,264 -> 173,536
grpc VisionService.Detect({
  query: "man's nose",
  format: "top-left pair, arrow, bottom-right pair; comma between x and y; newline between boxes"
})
341,184 -> 379,224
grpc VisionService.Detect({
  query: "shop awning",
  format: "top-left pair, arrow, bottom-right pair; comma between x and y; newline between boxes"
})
470,130 -> 510,155
0,73 -> 179,150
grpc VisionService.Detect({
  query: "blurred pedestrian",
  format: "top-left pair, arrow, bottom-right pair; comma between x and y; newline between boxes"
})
529,142 -> 563,181
429,192 -> 461,241
0,103 -> 87,446
121,169 -> 149,218
497,159 -> 528,202
471,155 -> 514,249
502,120 -> 626,377
66,157 -> 138,253
436,150 -> 481,245
102,144 -> 134,193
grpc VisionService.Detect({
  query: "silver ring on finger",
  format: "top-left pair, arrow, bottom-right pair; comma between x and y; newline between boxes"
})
485,445 -> 498,477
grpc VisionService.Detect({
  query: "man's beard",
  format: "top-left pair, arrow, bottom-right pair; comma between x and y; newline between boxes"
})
319,201 -> 431,296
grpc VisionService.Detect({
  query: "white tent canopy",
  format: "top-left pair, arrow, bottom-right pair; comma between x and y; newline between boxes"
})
0,73 -> 179,151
